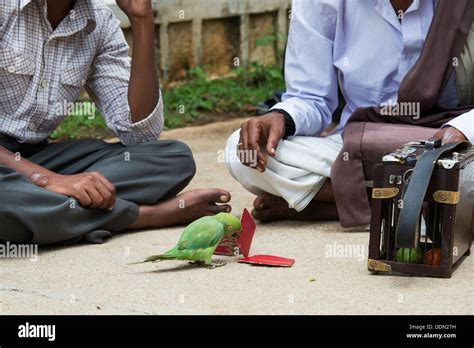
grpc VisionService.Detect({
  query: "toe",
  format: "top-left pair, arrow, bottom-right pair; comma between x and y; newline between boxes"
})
253,195 -> 265,210
251,208 -> 269,222
200,189 -> 231,203
215,189 -> 231,203
219,194 -> 230,203
209,204 -> 232,214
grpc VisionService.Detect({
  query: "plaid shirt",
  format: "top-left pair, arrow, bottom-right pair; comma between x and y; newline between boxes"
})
0,0 -> 163,146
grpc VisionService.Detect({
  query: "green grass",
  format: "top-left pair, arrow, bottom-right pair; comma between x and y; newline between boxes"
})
164,64 -> 284,128
49,63 -> 285,140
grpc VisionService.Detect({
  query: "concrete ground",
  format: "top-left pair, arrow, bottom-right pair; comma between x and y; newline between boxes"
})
1,118 -> 473,315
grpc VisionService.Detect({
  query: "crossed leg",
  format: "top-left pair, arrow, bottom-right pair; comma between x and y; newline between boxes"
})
225,129 -> 342,223
0,139 -> 231,245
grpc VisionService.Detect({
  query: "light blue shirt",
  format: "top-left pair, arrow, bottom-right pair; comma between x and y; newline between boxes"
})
272,0 -> 474,143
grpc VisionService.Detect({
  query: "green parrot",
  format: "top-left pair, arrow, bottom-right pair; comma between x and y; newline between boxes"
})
134,213 -> 241,268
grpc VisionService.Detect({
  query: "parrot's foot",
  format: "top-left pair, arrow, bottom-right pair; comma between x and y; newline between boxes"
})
188,260 -> 227,269
188,261 -> 206,266
208,261 -> 227,269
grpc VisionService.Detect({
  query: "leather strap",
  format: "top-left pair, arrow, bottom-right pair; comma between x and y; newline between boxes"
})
395,141 -> 469,248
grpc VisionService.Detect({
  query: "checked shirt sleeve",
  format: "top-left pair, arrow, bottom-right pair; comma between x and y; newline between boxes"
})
85,11 -> 164,146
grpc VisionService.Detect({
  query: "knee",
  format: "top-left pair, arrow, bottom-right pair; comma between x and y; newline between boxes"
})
0,217 -> 32,243
225,129 -> 240,154
142,139 -> 196,181
224,129 -> 241,176
171,140 -> 196,181
0,192 -> 33,243
224,129 -> 260,182
154,140 -> 196,198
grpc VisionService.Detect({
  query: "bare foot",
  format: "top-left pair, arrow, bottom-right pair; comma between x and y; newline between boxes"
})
252,192 -> 297,222
129,189 -> 232,230
252,192 -> 339,222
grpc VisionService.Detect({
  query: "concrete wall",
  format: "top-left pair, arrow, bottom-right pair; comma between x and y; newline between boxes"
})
107,0 -> 291,81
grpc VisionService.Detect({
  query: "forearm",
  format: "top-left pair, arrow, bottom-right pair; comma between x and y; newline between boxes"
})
0,145 -> 116,208
0,146 -> 55,184
128,16 -> 160,123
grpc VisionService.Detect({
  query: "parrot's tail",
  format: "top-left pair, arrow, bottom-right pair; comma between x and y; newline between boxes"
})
145,253 -> 177,262
129,248 -> 180,265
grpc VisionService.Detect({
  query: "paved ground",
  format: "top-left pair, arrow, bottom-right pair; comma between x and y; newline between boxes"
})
1,118 -> 473,315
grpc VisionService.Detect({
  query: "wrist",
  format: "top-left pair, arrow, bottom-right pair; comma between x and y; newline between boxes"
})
129,14 -> 155,27
266,109 -> 295,139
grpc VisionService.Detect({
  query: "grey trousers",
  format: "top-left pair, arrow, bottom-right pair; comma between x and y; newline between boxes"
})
0,138 -> 196,245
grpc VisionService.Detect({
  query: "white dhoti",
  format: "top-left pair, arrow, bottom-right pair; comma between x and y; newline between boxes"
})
224,130 -> 343,212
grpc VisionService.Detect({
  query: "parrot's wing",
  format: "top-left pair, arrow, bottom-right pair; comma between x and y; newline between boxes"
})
177,218 -> 224,251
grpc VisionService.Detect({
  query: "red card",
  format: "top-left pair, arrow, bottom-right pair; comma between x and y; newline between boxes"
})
215,209 -> 294,267
236,208 -> 256,257
239,254 -> 295,267
214,208 -> 256,257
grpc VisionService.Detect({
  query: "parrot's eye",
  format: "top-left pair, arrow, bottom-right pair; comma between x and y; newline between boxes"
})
228,226 -> 233,231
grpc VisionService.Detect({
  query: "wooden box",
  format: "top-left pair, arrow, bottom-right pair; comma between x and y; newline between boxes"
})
368,143 -> 474,278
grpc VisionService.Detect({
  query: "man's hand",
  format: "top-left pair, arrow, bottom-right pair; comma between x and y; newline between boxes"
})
238,112 -> 285,172
116,0 -> 153,22
433,126 -> 468,145
32,172 -> 117,210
